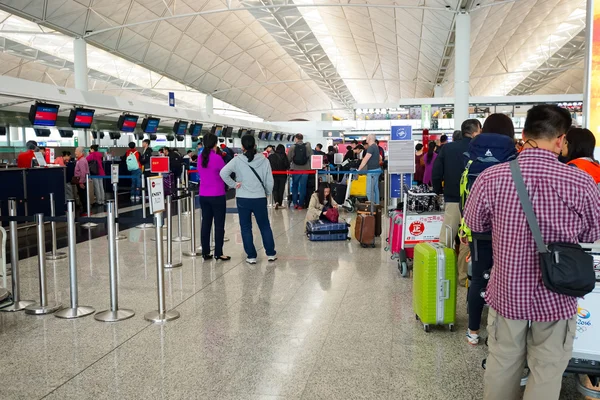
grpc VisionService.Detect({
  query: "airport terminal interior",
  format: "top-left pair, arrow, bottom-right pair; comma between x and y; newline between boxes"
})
0,0 -> 598,399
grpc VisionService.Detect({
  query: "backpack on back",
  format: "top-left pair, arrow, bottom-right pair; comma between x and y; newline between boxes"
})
88,159 -> 99,175
126,151 -> 139,171
460,134 -> 517,211
170,151 -> 183,172
293,143 -> 309,166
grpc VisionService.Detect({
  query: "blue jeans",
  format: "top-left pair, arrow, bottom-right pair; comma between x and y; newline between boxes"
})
366,170 -> 381,204
291,173 -> 308,207
236,197 -> 276,259
130,169 -> 142,197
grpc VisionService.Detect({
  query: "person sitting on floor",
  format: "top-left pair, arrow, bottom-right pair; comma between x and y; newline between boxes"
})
305,183 -> 338,224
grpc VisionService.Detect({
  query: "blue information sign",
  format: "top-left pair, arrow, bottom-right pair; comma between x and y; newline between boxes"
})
168,92 -> 175,107
390,125 -> 413,198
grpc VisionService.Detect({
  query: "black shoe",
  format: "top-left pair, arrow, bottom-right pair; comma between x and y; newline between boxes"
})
214,255 -> 231,261
202,254 -> 213,260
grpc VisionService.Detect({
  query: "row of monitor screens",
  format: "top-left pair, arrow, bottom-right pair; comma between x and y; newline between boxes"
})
28,128 -> 294,142
27,102 -> 292,141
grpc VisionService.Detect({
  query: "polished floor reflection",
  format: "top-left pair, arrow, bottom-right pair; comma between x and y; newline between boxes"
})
0,205 -> 592,399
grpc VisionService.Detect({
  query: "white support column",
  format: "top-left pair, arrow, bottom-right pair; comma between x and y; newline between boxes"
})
434,84 -> 444,98
206,94 -> 213,116
74,38 -> 89,92
454,12 -> 470,128
583,0 -> 594,130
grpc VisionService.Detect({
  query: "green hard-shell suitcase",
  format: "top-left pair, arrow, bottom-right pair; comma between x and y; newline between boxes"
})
413,242 -> 457,332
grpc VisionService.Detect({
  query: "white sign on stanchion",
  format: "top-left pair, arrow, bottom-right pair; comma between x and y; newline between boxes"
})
148,176 -> 165,214
311,155 -> 323,170
111,164 -> 119,184
334,153 -> 343,165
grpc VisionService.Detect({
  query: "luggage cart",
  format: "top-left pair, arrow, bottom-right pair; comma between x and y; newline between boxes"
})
395,189 -> 445,277
481,243 -> 600,398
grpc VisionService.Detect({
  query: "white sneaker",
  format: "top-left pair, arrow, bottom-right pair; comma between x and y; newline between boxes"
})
130,196 -> 135,201
135,196 -> 140,202
246,258 -> 257,265
267,255 -> 277,262
466,330 -> 480,346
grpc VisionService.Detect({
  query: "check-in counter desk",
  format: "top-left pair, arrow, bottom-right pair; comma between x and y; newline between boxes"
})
0,167 -> 66,226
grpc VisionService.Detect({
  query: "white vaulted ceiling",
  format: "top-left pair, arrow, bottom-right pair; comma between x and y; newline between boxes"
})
0,0 -> 588,121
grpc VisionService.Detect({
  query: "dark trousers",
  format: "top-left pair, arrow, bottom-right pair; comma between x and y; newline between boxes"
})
77,184 -> 87,213
199,195 -> 226,257
273,175 -> 287,206
236,197 -> 276,259
468,236 -> 493,331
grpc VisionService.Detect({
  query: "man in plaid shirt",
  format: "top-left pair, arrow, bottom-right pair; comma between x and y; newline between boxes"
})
464,104 -> 600,400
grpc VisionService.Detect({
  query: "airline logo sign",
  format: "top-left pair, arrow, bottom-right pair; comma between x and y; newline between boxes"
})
151,156 -> 170,173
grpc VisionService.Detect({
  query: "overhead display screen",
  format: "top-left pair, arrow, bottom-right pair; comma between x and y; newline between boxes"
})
142,117 -> 160,134
173,120 -> 188,135
117,114 -> 139,132
190,123 -> 202,137
29,103 -> 60,127
68,108 -> 95,129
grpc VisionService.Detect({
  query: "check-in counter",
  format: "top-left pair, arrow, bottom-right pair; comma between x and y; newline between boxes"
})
0,167 -> 66,226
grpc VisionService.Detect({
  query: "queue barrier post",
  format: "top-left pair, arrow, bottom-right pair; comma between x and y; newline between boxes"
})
1,198 -> 35,312
164,195 -> 182,268
46,193 -> 67,260
94,200 -> 135,322
0,205 -> 7,296
55,200 -> 95,319
81,174 -> 98,229
181,172 -> 191,216
172,178 -> 190,243
112,183 -> 126,241
145,211 -> 180,323
137,178 -> 153,229
183,192 -> 201,258
25,214 -> 62,315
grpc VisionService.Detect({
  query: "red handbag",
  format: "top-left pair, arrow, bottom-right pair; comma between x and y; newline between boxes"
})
323,207 -> 339,223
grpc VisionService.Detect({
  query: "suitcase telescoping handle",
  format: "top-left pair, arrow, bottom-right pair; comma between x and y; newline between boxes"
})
442,280 -> 450,300
444,224 -> 454,247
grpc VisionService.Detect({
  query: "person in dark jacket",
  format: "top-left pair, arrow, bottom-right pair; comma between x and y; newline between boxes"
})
269,144 -> 290,209
432,118 -> 481,282
140,139 -> 154,182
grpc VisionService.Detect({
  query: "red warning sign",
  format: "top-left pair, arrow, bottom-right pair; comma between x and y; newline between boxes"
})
409,221 -> 425,236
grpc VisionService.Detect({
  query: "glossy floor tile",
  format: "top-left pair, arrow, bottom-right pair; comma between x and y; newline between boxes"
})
0,205 -> 596,399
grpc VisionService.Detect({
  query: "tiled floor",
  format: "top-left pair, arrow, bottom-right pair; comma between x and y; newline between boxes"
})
0,205 -> 595,399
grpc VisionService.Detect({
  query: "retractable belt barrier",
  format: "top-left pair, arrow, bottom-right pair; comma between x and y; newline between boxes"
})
316,170 -> 382,175
0,214 -> 156,226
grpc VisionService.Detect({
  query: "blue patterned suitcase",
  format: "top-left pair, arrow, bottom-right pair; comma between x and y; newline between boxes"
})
306,220 -> 349,241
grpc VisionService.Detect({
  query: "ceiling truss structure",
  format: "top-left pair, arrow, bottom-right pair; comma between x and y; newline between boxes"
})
0,36 -> 191,106
239,0 -> 356,111
508,28 -> 585,96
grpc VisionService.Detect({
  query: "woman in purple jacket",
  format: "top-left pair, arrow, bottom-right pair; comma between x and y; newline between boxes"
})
423,141 -> 438,187
87,144 -> 106,205
198,133 -> 230,261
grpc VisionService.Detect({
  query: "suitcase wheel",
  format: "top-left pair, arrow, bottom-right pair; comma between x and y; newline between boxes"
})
415,314 -> 419,321
399,261 -> 409,277
423,324 -> 431,333
482,359 -> 486,370
371,244 -> 376,248
449,324 -> 455,332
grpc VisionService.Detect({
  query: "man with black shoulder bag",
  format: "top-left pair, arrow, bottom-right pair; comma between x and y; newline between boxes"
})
463,104 -> 600,400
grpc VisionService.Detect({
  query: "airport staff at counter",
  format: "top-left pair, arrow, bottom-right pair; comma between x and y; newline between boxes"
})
17,140 -> 38,168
